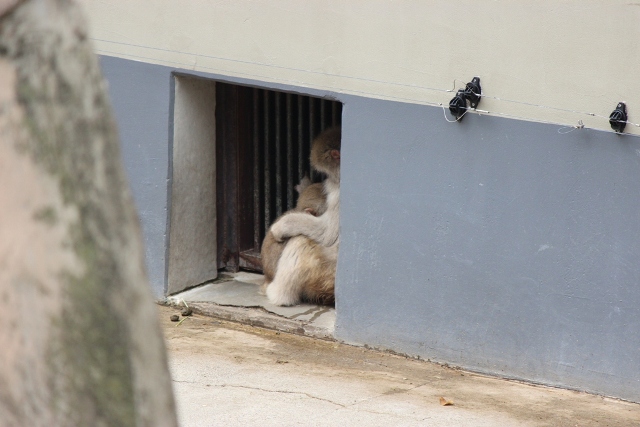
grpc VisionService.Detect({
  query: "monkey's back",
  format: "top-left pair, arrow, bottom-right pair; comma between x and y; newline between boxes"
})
296,182 -> 326,216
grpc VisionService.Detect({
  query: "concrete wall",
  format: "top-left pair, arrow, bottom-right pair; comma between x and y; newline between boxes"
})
167,76 -> 218,294
336,97 -> 640,402
99,56 -> 338,298
100,57 -> 172,298
100,54 -> 640,401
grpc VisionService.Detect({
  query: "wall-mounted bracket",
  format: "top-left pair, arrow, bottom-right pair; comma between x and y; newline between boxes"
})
465,77 -> 482,109
448,76 -> 482,122
448,89 -> 468,121
609,102 -> 627,134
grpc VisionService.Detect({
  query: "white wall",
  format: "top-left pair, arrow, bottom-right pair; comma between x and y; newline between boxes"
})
82,0 -> 640,136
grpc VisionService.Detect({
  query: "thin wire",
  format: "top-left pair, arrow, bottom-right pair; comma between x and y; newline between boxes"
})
96,38 -> 636,126
450,79 -> 640,129
91,37 -> 451,95
94,41 -> 640,137
441,104 -> 467,123
449,107 -> 640,138
440,85 -> 637,137
475,91 -> 638,128
557,120 -> 585,134
95,48 -> 457,105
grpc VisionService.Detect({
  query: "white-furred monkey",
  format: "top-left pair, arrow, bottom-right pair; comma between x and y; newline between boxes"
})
265,127 -> 341,306
260,179 -> 327,289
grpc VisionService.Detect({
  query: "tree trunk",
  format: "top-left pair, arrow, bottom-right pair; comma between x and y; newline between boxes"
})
0,1 -> 178,426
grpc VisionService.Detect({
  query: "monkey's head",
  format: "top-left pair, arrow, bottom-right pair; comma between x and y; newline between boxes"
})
310,126 -> 341,181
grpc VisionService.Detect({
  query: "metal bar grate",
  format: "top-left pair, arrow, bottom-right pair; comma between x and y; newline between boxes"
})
217,83 -> 342,272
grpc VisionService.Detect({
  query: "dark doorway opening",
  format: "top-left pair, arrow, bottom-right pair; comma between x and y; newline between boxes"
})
215,83 -> 342,273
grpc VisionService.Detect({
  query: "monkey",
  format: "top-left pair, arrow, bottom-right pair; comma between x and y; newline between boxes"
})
264,126 -> 341,306
260,178 -> 327,289
295,178 -> 326,217
260,130 -> 339,293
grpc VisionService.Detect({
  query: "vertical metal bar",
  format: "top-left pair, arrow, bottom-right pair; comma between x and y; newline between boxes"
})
320,98 -> 327,130
297,95 -> 306,180
331,101 -> 339,126
286,93 -> 294,211
263,90 -> 271,233
215,83 -> 242,271
307,97 -> 317,182
274,91 -> 283,217
252,88 -> 261,251
309,97 -> 317,181
236,86 -> 255,258
309,97 -> 316,148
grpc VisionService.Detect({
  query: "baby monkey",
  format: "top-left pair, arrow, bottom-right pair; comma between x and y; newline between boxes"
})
264,126 -> 341,306
260,178 -> 327,289
295,176 -> 327,217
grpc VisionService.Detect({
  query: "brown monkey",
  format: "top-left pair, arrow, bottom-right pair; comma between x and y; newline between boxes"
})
296,180 -> 326,217
265,126 -> 341,306
260,179 -> 327,289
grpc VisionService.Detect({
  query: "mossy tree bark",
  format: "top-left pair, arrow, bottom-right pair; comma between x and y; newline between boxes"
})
0,1 -> 178,426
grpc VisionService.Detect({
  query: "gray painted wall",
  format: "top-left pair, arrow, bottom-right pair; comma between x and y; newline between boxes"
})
99,56 -> 640,401
336,98 -> 640,401
100,56 -> 172,298
99,56 -> 340,298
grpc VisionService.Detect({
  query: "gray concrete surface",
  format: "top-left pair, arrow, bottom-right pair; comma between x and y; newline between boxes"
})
101,54 -> 640,400
99,56 -> 172,298
160,305 -> 640,427
337,100 -> 640,402
167,272 -> 336,336
167,76 -> 218,294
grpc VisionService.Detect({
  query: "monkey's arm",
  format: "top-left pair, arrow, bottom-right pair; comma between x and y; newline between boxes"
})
269,211 -> 326,244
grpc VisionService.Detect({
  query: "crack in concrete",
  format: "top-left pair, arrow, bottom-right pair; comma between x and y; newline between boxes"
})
344,381 -> 430,409
177,378 -> 459,423
319,397 -> 432,422
211,383 -> 348,408
289,307 -> 321,319
308,307 -> 332,322
312,382 -> 438,422
173,377 -> 431,412
173,379 -> 347,407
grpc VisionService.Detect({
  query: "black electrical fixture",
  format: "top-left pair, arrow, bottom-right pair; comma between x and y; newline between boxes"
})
609,102 -> 627,134
448,76 -> 482,121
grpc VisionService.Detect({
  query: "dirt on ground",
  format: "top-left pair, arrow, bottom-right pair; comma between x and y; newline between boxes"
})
159,304 -> 640,427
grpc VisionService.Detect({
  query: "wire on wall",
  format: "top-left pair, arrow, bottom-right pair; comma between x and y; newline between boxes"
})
93,38 -> 639,137
443,78 -> 639,137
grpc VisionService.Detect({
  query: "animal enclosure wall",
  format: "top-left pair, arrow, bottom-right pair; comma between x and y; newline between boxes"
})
336,98 -> 640,402
91,0 -> 640,402
99,57 -> 170,296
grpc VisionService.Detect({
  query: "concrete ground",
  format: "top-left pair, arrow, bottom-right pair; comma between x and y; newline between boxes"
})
166,272 -> 336,339
160,305 -> 640,427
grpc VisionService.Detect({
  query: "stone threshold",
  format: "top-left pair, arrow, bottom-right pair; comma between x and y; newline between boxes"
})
165,272 -> 336,340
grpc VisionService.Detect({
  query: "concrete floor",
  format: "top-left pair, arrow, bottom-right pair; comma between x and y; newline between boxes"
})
167,272 -> 335,339
160,305 -> 640,427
